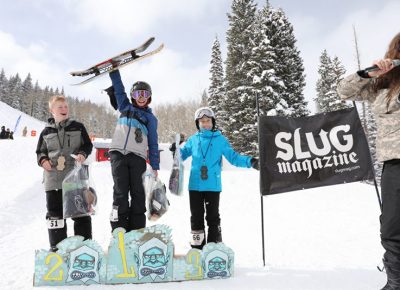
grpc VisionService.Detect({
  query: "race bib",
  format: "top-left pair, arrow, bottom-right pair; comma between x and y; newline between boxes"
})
110,205 -> 119,222
191,231 -> 205,246
47,218 -> 65,229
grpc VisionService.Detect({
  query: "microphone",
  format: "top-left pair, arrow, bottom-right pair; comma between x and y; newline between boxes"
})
362,59 -> 400,73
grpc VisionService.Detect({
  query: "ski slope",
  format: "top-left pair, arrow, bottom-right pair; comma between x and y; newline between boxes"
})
0,103 -> 387,289
0,101 -> 45,135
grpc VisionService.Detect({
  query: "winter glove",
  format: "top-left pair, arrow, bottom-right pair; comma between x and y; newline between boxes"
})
251,157 -> 259,170
104,86 -> 118,110
169,142 -> 177,157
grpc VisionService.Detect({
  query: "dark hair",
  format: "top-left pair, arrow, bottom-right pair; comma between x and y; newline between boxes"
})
373,32 -> 400,102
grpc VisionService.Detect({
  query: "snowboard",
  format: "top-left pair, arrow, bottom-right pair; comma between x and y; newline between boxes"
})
70,37 -> 164,85
169,133 -> 184,196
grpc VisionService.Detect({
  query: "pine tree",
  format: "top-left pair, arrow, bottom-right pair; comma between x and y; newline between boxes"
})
37,86 -> 51,121
21,73 -> 33,115
208,36 -> 226,130
249,4 -> 286,115
316,50 -> 350,113
315,50 -> 330,112
0,69 -> 7,103
330,56 -> 350,111
31,81 -> 41,117
224,0 -> 257,153
221,1 -> 309,155
315,50 -> 334,112
235,5 -> 283,154
9,73 -> 23,111
269,7 -> 308,117
2,72 -> 13,107
200,89 -> 208,107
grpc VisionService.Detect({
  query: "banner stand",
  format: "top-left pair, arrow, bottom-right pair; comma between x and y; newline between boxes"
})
255,96 -> 382,268
255,93 -> 266,267
350,101 -> 382,212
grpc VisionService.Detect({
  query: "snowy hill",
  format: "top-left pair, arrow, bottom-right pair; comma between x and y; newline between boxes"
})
0,105 -> 387,289
0,101 -> 45,135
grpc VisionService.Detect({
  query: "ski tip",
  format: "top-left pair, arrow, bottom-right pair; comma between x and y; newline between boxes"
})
70,71 -> 88,77
155,43 -> 165,52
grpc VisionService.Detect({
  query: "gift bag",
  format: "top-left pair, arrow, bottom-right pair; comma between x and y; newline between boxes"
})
143,168 -> 169,221
62,162 -> 97,219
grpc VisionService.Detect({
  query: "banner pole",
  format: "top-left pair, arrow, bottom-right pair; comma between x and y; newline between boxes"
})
373,178 -> 382,212
256,92 -> 266,267
351,101 -> 382,212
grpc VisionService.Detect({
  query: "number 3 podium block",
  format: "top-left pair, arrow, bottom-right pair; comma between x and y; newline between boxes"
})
33,224 -> 234,286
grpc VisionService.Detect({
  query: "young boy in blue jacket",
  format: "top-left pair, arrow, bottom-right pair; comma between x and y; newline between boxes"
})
108,70 -> 159,232
177,107 -> 258,249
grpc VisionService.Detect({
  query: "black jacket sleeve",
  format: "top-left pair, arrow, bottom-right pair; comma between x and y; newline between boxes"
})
35,130 -> 49,166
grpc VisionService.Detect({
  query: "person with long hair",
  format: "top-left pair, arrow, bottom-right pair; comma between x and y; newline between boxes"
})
338,32 -> 400,290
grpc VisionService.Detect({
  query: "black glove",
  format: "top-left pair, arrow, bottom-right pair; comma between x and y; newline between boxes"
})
251,157 -> 259,170
104,86 -> 118,110
169,142 -> 177,157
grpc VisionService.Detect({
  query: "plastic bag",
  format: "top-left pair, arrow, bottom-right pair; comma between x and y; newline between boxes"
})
62,162 -> 97,219
143,168 -> 169,221
169,133 -> 184,196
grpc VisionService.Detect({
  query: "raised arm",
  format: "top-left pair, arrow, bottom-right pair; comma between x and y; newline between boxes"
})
109,70 -> 131,111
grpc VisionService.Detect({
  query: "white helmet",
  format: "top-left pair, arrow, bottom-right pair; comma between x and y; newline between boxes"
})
194,107 -> 215,121
194,107 -> 216,130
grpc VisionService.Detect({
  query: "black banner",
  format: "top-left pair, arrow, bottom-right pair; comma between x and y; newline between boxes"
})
259,107 -> 374,195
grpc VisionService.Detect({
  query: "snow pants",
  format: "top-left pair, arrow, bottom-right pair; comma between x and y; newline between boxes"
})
380,159 -> 400,288
381,159 -> 400,264
110,151 -> 147,232
46,189 -> 92,248
189,190 -> 222,248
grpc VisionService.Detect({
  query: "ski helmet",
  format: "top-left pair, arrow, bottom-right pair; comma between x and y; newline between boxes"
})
194,107 -> 216,130
130,81 -> 152,105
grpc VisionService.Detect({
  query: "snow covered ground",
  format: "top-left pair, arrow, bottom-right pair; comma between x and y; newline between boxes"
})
0,102 -> 387,289
0,101 -> 45,135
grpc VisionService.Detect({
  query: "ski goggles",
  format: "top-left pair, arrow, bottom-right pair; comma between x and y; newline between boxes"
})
194,107 -> 215,120
131,90 -> 151,100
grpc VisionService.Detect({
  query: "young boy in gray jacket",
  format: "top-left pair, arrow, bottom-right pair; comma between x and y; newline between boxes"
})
36,95 -> 93,251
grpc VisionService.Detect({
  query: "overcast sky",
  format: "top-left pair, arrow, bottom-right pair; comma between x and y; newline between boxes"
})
0,0 -> 398,112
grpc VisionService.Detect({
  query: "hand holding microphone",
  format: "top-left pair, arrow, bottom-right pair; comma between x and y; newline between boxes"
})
360,59 -> 400,78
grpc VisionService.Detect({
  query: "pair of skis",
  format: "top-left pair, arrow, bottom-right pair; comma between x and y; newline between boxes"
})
70,37 -> 164,85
